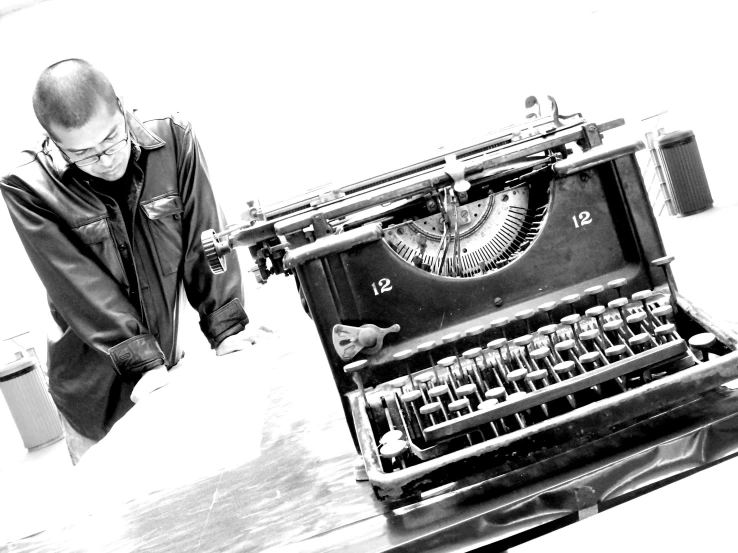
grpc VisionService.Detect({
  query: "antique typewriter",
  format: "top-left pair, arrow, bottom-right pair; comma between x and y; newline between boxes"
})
202,96 -> 738,503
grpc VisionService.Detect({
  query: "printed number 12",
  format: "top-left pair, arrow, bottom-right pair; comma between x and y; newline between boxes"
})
572,211 -> 593,228
371,278 -> 393,295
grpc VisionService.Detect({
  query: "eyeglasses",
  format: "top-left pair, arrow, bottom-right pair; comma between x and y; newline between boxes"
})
53,106 -> 130,168
71,129 -> 129,167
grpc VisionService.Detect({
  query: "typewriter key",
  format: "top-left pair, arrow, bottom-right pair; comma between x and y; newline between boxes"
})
631,290 -> 658,327
465,325 -> 488,349
380,430 -> 404,445
689,332 -> 718,362
448,397 -> 471,416
401,390 -> 423,404
603,319 -> 629,350
607,278 -> 628,299
524,369 -> 550,416
554,338 -> 577,365
652,304 -> 675,325
393,349 -> 417,390
651,256 -> 678,313
389,376 -> 409,390
344,359 -> 369,404
485,386 -> 506,400
417,340 -> 440,381
531,346 -> 560,380
506,368 -> 528,394
579,329 -> 603,355
537,301 -> 558,325
414,372 -> 435,402
654,323 -> 680,344
626,311 -> 646,333
419,401 -> 442,426
608,296 -> 630,324
560,314 -> 584,352
553,360 -> 575,377
462,348 -> 489,393
479,398 -> 498,409
438,356 -> 461,390
512,335 -> 536,371
515,309 -> 536,335
380,439 -> 408,470
604,343 -> 627,361
579,351 -> 601,370
484,341 -> 509,387
584,285 -> 605,307
585,305 -> 607,335
490,318 -> 514,362
628,332 -> 652,354
455,383 -> 478,398
525,369 -> 547,384
561,293 -> 581,315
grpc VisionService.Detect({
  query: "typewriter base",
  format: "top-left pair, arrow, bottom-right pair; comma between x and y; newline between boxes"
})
299,384 -> 738,553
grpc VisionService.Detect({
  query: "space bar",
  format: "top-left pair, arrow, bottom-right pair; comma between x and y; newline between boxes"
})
423,339 -> 689,442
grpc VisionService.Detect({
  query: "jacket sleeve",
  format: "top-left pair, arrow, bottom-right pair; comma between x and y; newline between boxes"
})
173,120 -> 249,348
0,176 -> 166,378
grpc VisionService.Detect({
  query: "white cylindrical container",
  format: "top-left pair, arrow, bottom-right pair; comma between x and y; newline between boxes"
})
0,354 -> 63,450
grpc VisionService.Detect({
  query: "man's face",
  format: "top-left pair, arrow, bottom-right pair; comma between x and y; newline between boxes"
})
50,101 -> 131,182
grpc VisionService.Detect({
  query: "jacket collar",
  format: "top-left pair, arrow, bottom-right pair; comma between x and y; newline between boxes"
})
46,109 -> 166,179
126,109 -> 166,151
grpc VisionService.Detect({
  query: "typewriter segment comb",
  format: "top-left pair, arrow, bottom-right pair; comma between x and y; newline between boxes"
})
384,180 -> 549,278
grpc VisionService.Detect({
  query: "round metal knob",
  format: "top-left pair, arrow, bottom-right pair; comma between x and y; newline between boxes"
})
201,229 -> 227,274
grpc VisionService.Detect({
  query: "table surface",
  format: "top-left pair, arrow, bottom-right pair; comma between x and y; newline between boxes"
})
3,204 -> 738,553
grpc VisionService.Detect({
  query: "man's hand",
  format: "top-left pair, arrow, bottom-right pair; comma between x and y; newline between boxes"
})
215,325 -> 275,356
130,365 -> 170,404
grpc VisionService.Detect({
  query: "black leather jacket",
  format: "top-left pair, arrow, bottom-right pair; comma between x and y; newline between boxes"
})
0,110 -> 247,440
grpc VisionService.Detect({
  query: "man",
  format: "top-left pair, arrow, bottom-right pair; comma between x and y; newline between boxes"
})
1,59 -> 257,463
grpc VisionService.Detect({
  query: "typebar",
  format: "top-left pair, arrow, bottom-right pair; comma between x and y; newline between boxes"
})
423,339 -> 690,442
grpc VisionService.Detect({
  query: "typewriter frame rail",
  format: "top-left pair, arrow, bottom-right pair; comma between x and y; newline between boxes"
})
351,294 -> 738,501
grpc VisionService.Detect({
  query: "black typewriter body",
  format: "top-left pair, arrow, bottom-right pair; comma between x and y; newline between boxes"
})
202,99 -> 738,505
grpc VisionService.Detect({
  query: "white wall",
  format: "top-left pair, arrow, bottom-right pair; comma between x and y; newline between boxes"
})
0,0 -> 735,345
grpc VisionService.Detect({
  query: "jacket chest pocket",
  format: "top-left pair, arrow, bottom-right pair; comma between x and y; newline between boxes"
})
140,194 -> 184,276
71,216 -> 129,287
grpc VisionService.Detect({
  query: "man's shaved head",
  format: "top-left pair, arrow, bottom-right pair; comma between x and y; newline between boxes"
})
32,59 -> 118,137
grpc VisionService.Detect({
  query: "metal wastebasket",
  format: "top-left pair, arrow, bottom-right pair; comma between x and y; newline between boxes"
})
655,129 -> 713,216
0,351 -> 63,450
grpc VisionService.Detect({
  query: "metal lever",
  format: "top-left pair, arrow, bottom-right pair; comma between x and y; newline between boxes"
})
444,155 -> 470,194
332,323 -> 401,362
